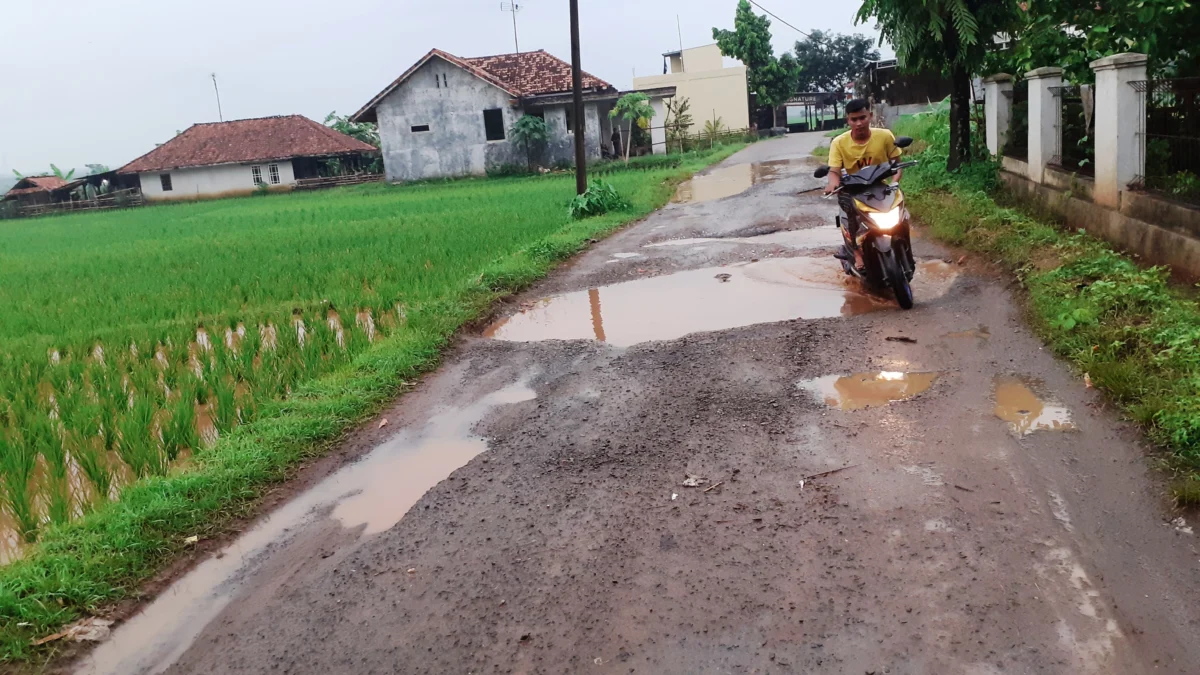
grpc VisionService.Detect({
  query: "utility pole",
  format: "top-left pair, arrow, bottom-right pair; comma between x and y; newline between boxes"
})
211,73 -> 224,122
500,2 -> 521,52
676,15 -> 685,72
569,0 -> 586,194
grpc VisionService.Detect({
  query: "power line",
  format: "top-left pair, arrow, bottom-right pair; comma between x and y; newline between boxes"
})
746,0 -> 810,39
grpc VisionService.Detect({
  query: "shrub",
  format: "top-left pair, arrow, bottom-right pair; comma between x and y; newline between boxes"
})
568,180 -> 629,219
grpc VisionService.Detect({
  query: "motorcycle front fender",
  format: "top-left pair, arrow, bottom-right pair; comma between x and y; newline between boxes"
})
873,234 -> 894,253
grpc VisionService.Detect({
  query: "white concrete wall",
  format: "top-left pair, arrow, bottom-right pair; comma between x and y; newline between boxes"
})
139,160 -> 295,201
679,45 -> 725,72
634,61 -> 750,133
650,98 -> 668,154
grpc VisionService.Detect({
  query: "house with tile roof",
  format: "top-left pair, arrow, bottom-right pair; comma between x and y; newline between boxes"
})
352,49 -> 674,182
2,175 -> 74,208
117,115 -> 379,201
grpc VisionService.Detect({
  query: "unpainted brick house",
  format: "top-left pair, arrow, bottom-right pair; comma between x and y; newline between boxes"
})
352,49 -> 667,182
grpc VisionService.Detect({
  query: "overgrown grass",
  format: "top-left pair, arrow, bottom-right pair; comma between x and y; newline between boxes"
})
812,145 -> 830,159
894,110 -> 1200,503
0,143 -> 745,663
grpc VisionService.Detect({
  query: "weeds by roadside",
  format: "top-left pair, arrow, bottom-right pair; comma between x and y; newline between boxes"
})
894,110 -> 1200,503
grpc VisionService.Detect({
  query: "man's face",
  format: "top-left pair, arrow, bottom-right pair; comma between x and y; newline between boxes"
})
848,108 -> 872,136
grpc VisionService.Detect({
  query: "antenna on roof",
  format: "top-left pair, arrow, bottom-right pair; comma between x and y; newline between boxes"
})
500,2 -> 521,53
211,73 -> 224,122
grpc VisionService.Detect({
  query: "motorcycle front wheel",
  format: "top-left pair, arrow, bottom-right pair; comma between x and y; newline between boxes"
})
880,250 -> 914,309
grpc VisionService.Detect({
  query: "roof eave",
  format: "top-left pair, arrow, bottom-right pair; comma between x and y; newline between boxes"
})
119,149 -> 380,175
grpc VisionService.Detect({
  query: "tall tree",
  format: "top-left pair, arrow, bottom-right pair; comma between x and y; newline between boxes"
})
793,31 -> 881,119
857,0 -> 1020,170
713,0 -> 802,128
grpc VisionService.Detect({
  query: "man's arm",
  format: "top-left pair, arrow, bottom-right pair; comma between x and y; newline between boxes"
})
825,171 -> 842,194
824,139 -> 843,194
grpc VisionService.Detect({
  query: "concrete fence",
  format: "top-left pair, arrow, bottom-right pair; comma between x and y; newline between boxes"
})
982,53 -> 1200,277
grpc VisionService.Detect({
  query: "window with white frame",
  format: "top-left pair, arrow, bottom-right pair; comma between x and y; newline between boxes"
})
251,165 -> 263,185
268,164 -> 281,185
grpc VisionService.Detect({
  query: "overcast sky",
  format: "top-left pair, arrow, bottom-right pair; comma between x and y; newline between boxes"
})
0,0 -> 886,176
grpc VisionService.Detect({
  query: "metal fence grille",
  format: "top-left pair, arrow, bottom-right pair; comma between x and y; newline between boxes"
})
1049,84 -> 1095,176
1131,78 -> 1200,207
1001,80 -> 1028,161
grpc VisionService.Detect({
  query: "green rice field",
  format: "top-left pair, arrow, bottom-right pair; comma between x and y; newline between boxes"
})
0,144 -> 742,662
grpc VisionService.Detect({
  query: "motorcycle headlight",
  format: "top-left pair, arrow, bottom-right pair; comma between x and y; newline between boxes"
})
867,209 -> 902,230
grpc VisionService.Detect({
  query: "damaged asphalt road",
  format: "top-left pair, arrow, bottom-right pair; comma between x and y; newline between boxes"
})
74,133 -> 1200,675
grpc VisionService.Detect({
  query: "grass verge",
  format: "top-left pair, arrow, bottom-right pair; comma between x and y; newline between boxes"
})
0,143 -> 745,664
894,111 -> 1200,502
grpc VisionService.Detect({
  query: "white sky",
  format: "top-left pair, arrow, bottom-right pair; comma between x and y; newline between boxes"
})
0,0 -> 886,175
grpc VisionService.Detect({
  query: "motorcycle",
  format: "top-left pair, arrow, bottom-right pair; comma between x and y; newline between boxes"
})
813,136 -> 919,309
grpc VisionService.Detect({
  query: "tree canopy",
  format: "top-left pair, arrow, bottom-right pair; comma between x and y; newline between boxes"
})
990,0 -> 1197,81
793,30 -> 881,95
858,0 -> 1020,169
324,111 -> 381,148
713,0 -> 801,125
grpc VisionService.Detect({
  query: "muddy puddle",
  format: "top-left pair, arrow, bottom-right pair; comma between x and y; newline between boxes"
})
672,161 -> 797,204
485,256 -> 959,347
75,379 -> 536,675
644,227 -> 843,251
484,257 -> 890,347
993,375 -> 1076,435
798,371 -> 939,410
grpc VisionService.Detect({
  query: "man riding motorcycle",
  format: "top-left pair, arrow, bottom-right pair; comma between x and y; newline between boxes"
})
823,98 -> 904,272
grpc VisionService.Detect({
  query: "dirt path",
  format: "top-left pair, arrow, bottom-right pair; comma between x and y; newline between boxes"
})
74,134 -> 1200,675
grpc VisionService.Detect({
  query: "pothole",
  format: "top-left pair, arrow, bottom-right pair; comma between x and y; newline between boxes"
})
485,256 -> 961,347
672,162 -> 792,204
993,375 -> 1076,435
644,228 -> 843,251
798,371 -> 940,410
483,257 -> 889,347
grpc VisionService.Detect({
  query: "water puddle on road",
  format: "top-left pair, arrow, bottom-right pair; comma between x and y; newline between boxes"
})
75,379 -> 536,675
483,257 -> 889,347
644,227 -> 844,251
672,162 -> 791,204
993,375 -> 1076,435
798,371 -> 940,410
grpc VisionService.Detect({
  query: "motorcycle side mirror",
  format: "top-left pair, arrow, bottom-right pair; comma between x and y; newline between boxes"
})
813,165 -> 830,179
895,136 -> 914,148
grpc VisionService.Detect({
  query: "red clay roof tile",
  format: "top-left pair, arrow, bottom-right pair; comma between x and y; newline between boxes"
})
117,115 -> 377,174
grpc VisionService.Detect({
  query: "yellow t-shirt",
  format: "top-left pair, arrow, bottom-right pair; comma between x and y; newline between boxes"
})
828,128 -> 901,174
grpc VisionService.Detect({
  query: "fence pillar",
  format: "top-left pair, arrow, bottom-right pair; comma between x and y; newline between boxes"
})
983,73 -> 1014,156
1025,67 -> 1063,183
1091,53 -> 1148,208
